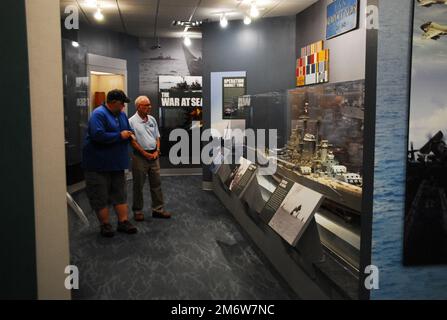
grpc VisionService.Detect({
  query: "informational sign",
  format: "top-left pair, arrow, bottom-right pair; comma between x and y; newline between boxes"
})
225,157 -> 253,192
326,0 -> 359,39
232,163 -> 258,198
222,77 -> 247,119
259,178 -> 294,224
268,182 -> 323,246
159,75 -> 203,108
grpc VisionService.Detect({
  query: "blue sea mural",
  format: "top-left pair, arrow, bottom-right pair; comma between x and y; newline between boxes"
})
371,0 -> 447,299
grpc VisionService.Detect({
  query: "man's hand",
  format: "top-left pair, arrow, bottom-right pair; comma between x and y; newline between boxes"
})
120,130 -> 133,140
143,151 -> 155,161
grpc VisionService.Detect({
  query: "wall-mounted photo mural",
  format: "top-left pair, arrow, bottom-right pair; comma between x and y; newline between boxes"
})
404,0 -> 447,266
139,37 -> 202,103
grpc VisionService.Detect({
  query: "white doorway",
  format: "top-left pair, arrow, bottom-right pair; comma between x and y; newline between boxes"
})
87,54 -> 128,115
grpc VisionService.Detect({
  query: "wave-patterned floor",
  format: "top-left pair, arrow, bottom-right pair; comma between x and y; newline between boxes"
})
68,175 -> 295,300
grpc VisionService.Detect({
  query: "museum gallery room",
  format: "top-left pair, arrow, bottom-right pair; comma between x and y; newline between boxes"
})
4,0 -> 447,300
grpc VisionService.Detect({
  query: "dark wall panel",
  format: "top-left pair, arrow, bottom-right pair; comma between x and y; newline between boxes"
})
78,24 -> 140,115
0,0 -> 37,299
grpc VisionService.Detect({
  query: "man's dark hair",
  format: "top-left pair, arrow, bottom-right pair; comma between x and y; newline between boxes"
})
107,89 -> 130,103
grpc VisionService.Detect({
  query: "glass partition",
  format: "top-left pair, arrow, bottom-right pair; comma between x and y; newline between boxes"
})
62,39 -> 89,185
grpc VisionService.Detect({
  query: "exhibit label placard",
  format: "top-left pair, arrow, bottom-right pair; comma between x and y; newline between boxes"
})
232,163 -> 258,198
259,178 -> 294,224
268,183 -> 324,247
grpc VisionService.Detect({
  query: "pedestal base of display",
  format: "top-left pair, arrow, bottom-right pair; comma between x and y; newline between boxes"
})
212,175 -> 329,299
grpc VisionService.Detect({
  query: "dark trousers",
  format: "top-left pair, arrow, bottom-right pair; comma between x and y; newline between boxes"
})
132,153 -> 164,213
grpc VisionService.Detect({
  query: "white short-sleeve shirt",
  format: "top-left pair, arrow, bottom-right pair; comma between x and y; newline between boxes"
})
129,113 -> 160,151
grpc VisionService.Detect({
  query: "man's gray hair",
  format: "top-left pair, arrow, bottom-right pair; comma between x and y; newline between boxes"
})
135,95 -> 149,107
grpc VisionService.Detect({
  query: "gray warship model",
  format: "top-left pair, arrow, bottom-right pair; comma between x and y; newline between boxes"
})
273,102 -> 363,213
278,103 -> 362,186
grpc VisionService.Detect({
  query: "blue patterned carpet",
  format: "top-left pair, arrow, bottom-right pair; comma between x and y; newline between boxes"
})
68,175 -> 295,300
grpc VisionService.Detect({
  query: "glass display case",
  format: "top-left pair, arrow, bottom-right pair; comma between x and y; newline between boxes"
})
62,39 -> 89,185
213,79 -> 366,299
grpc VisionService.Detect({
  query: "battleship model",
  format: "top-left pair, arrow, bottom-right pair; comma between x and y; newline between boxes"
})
278,103 -> 363,190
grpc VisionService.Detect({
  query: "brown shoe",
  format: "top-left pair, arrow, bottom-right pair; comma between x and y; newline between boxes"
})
152,210 -> 171,219
134,211 -> 145,222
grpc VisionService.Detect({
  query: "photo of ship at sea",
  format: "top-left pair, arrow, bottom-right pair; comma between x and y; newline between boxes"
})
268,183 -> 323,246
139,37 -> 202,97
404,2 -> 447,266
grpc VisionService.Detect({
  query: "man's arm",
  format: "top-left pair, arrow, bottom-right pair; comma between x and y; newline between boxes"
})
130,138 -> 155,160
151,138 -> 161,159
89,112 -> 121,144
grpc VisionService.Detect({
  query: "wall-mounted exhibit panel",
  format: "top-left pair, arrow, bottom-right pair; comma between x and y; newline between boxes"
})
371,0 -> 447,299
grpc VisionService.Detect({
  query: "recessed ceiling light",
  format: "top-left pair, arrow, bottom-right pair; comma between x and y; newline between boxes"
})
184,36 -> 192,47
72,41 -> 80,48
220,14 -> 228,28
250,3 -> 260,18
91,71 -> 114,75
94,7 -> 104,21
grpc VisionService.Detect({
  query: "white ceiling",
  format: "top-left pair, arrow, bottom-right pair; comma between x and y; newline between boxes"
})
60,0 -> 318,38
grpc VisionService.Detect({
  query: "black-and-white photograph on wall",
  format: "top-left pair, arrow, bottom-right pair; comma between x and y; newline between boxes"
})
140,37 -> 202,103
404,0 -> 447,266
222,77 -> 247,120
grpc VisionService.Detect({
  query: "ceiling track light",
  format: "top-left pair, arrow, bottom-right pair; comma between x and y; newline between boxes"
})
172,20 -> 203,28
183,35 -> 192,47
250,2 -> 260,18
94,6 -> 104,21
220,14 -> 228,28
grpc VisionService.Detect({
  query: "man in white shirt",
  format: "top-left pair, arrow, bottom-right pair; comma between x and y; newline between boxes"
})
129,96 -> 171,221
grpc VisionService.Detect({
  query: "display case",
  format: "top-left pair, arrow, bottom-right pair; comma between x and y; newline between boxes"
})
211,80 -> 365,299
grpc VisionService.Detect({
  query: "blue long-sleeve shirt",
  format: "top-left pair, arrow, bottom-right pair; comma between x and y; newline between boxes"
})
82,105 -> 132,171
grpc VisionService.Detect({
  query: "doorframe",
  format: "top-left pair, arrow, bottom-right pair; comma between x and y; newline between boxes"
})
87,53 -> 128,115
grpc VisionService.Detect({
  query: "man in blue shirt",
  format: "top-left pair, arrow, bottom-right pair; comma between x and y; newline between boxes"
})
129,96 -> 171,221
83,89 -> 137,237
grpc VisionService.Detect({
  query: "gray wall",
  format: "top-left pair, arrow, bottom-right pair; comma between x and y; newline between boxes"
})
78,24 -> 140,114
202,16 -> 297,99
296,0 -> 367,83
201,16 -> 297,181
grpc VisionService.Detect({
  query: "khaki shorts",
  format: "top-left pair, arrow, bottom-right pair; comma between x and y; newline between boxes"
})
85,171 -> 127,210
